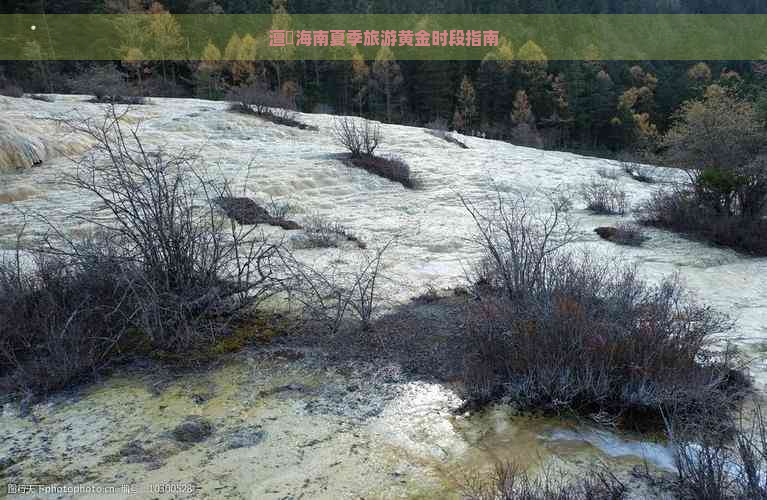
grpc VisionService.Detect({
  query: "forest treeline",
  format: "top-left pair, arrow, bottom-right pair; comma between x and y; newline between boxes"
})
3,0 -> 767,153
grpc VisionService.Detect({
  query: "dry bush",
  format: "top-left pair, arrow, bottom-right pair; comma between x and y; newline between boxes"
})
227,82 -> 286,115
462,461 -> 626,500
460,189 -> 746,429
40,106 -> 286,353
596,166 -> 620,180
612,222 -> 648,246
67,64 -> 145,104
294,214 -> 364,249
655,89 -> 767,253
620,160 -> 655,183
0,245 -> 133,394
581,178 -> 629,215
0,80 -> 23,98
426,117 -> 449,131
638,187 -> 767,256
332,117 -> 420,188
264,196 -> 294,221
461,191 -> 577,300
226,83 -> 314,130
666,405 -> 767,500
282,240 -> 391,333
332,116 -> 381,158
346,154 -> 419,189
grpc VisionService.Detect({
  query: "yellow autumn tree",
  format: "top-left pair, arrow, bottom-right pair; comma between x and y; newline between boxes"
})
197,40 -> 222,99
123,47 -> 147,93
147,2 -> 185,86
454,75 -> 477,131
234,34 -> 258,84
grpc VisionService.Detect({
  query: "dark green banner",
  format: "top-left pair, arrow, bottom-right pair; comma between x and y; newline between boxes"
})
0,14 -> 765,60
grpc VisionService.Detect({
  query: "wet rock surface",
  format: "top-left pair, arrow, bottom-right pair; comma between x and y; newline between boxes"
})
224,426 -> 266,450
172,415 -> 214,443
214,196 -> 301,230
0,343 -> 675,499
595,226 -> 620,241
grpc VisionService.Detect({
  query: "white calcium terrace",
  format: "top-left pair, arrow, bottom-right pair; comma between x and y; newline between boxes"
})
0,94 -> 765,498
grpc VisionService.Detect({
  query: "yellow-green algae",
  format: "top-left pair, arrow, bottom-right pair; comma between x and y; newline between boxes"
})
2,349 -> 674,499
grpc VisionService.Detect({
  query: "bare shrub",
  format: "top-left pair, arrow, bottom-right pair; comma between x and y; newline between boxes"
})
0,79 -> 23,98
294,214 -> 365,249
332,116 -> 381,158
44,106 -> 286,353
282,241 -> 391,332
425,117 -> 449,131
620,160 -> 655,183
461,189 -> 746,429
67,64 -> 145,104
227,82 -> 284,115
412,284 -> 441,304
226,83 -> 315,130
0,240 -> 134,394
461,191 -> 577,300
581,178 -> 629,215
638,187 -> 767,256
462,461 -> 627,500
666,405 -> 767,500
264,196 -> 294,221
596,166 -> 620,180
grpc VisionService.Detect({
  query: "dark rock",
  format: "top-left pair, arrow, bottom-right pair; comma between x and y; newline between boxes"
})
273,219 -> 302,230
171,416 -> 214,443
119,440 -> 146,458
116,440 -> 153,464
595,225 -> 648,246
594,226 -> 619,241
227,427 -> 266,449
214,197 -> 302,230
0,453 -> 23,471
214,197 -> 271,225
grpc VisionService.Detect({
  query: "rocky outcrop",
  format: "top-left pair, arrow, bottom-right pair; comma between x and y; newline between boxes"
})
0,118 -> 48,172
171,415 -> 214,443
214,196 -> 301,229
594,226 -> 620,241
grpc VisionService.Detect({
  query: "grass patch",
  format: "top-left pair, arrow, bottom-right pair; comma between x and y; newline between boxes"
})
344,153 -> 420,189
